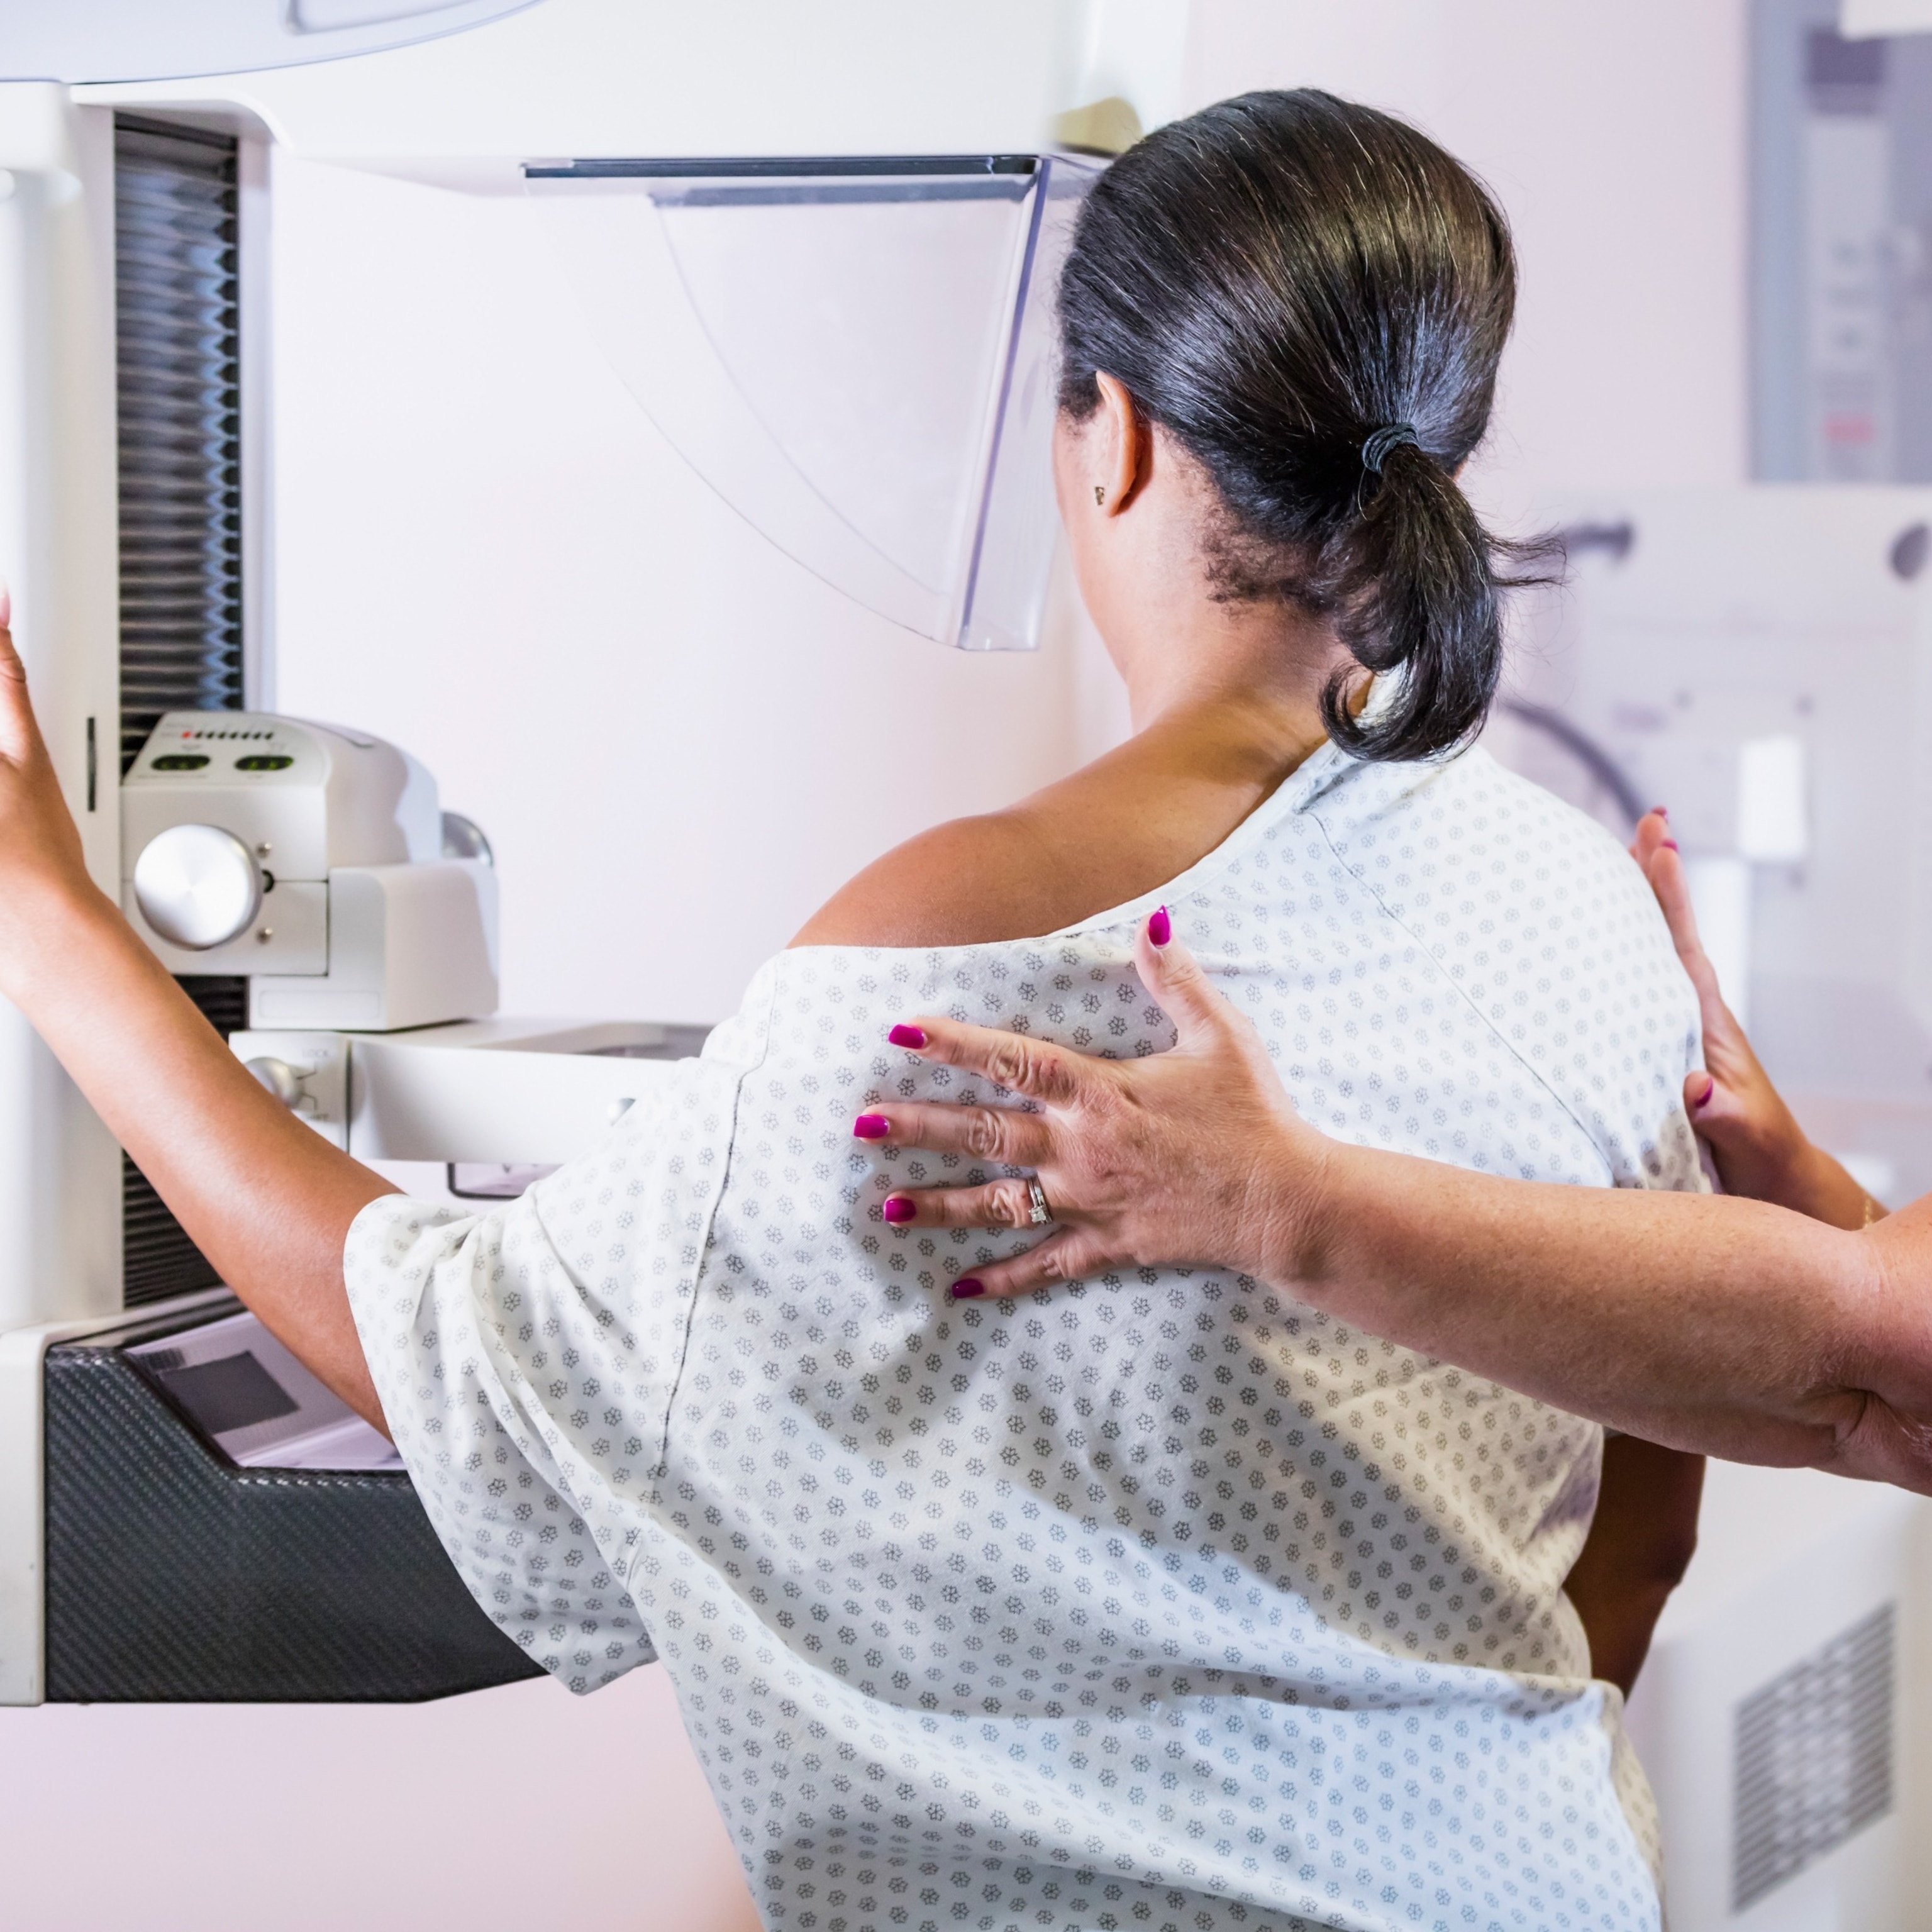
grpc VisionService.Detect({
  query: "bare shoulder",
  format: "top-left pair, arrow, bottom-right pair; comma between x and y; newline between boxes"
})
790,811 -> 1058,949
789,715 -> 1303,950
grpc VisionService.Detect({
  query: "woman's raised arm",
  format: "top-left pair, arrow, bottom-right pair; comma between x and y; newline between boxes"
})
863,906 -> 1932,1493
0,596 -> 393,1421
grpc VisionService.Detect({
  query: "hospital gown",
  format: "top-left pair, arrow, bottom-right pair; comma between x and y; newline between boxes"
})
346,741 -> 1706,1932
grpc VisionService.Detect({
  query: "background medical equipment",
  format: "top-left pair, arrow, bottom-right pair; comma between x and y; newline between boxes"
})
1487,484 -> 1932,1931
1494,486 -> 1932,1202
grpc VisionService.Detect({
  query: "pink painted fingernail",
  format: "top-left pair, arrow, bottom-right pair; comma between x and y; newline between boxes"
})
882,1196 -> 916,1224
853,1113 -> 891,1140
1655,806 -> 1668,819
0,578 -> 11,628
1148,905 -> 1171,947
1693,1076 -> 1714,1108
1662,839 -> 1679,852
952,1277 -> 985,1299
889,1024 -> 927,1050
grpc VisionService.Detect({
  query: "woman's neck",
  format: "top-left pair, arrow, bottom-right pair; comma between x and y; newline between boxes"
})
1113,592 -> 1353,779
790,604 -> 1358,950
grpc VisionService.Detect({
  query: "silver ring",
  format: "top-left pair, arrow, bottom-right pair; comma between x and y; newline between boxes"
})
1026,1178 -> 1052,1226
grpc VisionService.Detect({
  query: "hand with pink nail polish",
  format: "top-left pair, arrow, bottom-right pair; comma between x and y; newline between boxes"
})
1629,808 -> 1876,1228
834,909 -> 1307,1301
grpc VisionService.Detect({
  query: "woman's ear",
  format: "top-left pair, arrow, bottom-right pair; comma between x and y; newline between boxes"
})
1092,373 -> 1147,516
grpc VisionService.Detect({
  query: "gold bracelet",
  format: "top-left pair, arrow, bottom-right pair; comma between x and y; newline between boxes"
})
1863,1192 -> 1877,1229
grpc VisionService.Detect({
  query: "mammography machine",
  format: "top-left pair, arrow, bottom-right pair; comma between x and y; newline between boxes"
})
0,0 -> 1189,1705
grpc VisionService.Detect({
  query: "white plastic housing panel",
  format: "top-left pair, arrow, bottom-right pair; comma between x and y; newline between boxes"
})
0,0 -> 540,85
1625,1462 -> 1932,1931
230,1017 -> 685,1165
123,710 -> 440,878
250,860 -> 499,1031
123,878 -> 328,975
347,1023 -> 678,1163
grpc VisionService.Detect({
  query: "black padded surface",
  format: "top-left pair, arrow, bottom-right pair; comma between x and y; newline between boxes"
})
45,1304 -> 545,1702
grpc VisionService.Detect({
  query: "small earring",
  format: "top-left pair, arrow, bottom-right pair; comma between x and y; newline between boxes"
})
1094,485 -> 1107,506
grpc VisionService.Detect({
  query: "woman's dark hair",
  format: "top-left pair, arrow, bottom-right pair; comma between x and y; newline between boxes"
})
1057,89 -> 1548,762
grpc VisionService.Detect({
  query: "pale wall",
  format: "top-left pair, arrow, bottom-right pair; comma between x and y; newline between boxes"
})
1183,0 -> 1753,517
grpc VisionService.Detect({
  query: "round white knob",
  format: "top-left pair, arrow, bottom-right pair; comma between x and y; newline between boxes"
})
245,1057 -> 302,1107
132,824 -> 262,950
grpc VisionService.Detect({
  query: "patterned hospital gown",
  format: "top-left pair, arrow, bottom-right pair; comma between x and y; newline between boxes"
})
346,742 -> 1706,1932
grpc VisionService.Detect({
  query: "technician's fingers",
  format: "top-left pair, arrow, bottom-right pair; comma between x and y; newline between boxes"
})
889,1016 -> 1091,1108
1629,808 -> 1671,870
1683,1067 -> 1777,1162
880,1177 -> 1042,1231
851,1101 -> 1051,1167
1638,830 -> 1735,1031
1685,1067 -> 1740,1130
1131,912 -> 1229,1045
947,1226 -> 1116,1302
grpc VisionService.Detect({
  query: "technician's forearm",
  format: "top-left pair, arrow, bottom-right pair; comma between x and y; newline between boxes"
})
1272,1134 -> 1915,1477
11,880 -> 394,1423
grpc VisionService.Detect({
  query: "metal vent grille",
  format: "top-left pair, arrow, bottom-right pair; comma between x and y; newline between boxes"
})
115,112 -> 247,1309
121,978 -> 250,1307
1734,1602 -> 1895,1910
114,113 -> 243,775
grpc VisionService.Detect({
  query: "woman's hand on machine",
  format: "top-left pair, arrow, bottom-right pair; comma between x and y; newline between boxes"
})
0,586 -> 107,991
856,912 -> 1323,1299
1630,809 -> 1879,1230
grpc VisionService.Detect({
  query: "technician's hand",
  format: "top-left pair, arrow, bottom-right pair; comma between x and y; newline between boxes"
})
853,912 -> 1320,1299
1630,809 -> 1879,1230
0,584 -> 105,994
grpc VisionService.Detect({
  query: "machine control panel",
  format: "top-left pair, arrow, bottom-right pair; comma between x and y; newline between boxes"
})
121,712 -> 497,1031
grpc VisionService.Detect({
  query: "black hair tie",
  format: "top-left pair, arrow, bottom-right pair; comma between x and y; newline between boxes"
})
1360,423 -> 1420,475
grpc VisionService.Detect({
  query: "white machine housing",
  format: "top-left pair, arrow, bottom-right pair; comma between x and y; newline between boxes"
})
122,711 -> 499,1031
1624,1464 -> 1932,1932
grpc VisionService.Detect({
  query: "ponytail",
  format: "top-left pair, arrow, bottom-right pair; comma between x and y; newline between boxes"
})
1318,441 -> 1552,762
1057,88 -> 1550,763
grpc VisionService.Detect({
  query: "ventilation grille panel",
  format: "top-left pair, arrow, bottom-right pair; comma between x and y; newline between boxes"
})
1733,1602 -> 1895,1910
120,978 -> 248,1308
115,113 -> 247,1310
114,113 -> 243,776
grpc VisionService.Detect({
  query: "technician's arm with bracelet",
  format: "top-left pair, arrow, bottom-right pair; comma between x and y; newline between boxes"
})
875,819 -> 1932,1492
0,596 -> 395,1426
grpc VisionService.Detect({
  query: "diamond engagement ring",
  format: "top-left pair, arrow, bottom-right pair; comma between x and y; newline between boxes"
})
1026,1179 -> 1052,1226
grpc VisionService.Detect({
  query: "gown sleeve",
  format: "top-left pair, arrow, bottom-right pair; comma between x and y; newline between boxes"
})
341,1014 -> 762,1692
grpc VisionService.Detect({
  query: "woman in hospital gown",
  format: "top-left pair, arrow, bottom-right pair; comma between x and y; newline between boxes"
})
0,88 -> 1751,1932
